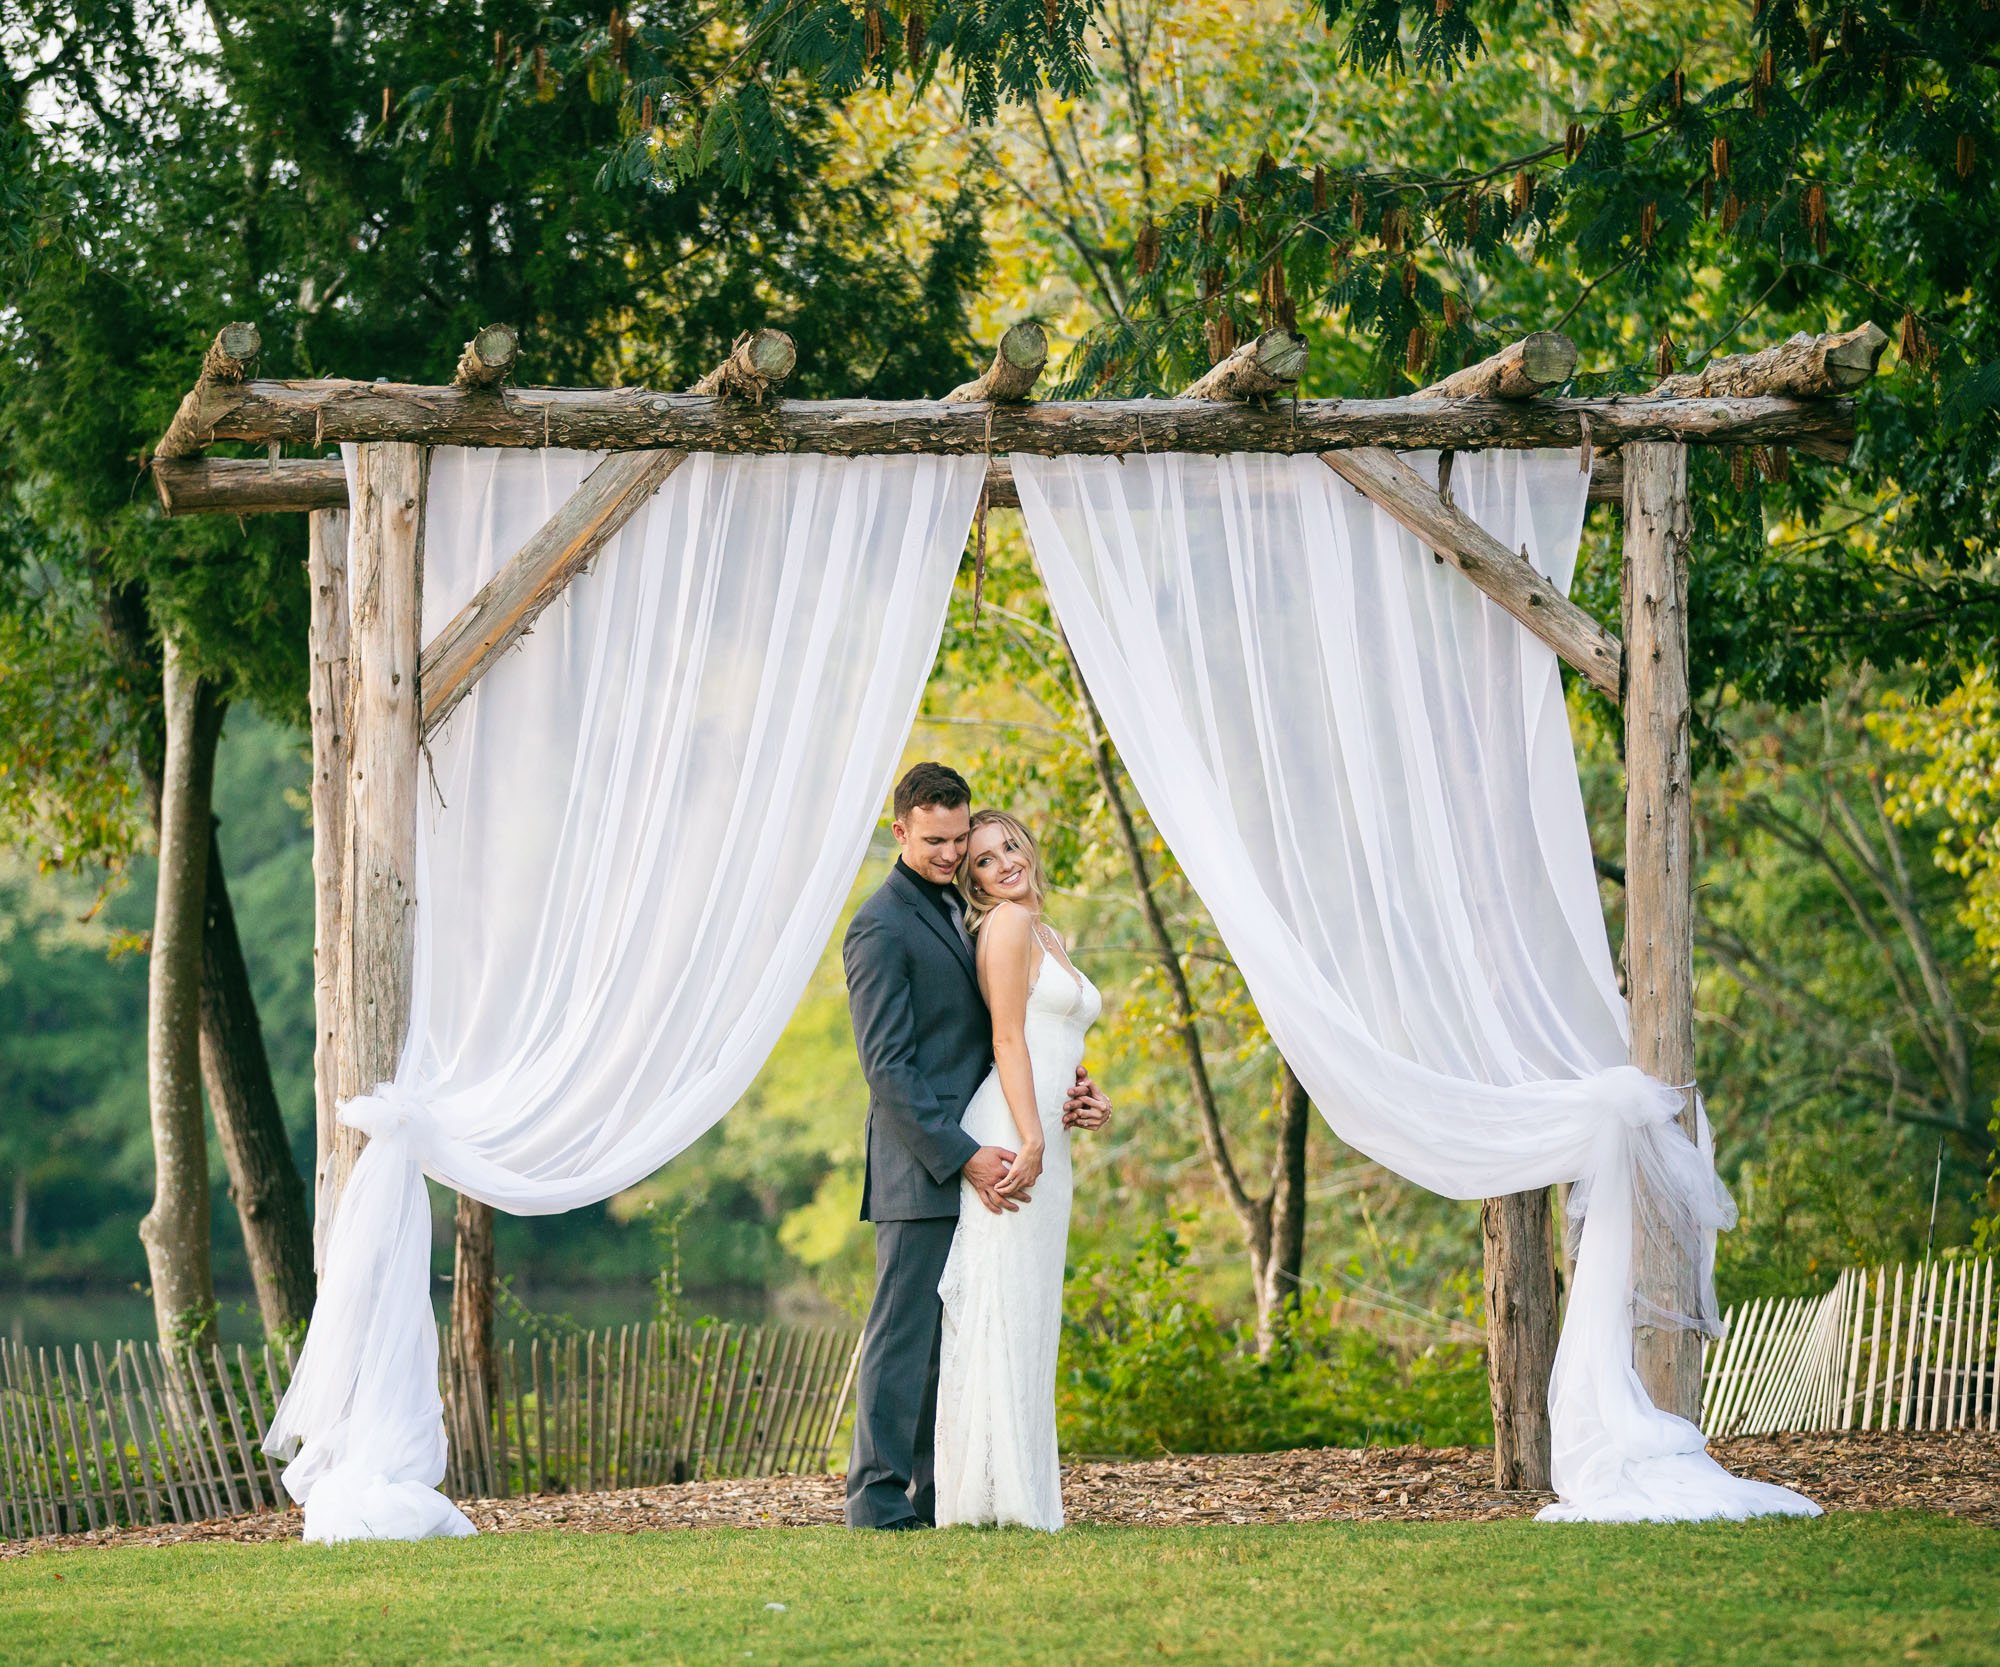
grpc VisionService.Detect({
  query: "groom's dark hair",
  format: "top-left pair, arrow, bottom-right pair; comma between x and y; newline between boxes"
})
893,761 -> 971,822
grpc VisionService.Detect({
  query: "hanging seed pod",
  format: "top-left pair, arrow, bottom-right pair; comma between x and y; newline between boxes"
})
1807,26 -> 1826,64
1769,445 -> 1791,483
381,86 -> 393,124
1279,295 -> 1297,332
864,3 -> 884,65
1442,292 -> 1464,330
1045,0 -> 1059,32
1203,263 -> 1225,301
1655,330 -> 1677,378
1256,151 -> 1277,182
534,44 -> 549,95
1711,134 -> 1730,178
494,29 -> 507,70
1640,200 -> 1658,249
1312,165 -> 1329,213
640,92 -> 654,129
1350,188 -> 1366,231
1756,48 -> 1775,86
1564,121 -> 1587,162
442,101 -> 454,140
1217,166 -> 1236,197
1406,322 -> 1430,377
906,4 -> 927,61
1750,444 -> 1774,481
1670,66 -> 1685,111
1464,192 -> 1482,238
1730,448 -> 1748,492
1401,259 -> 1417,299
1701,177 -> 1714,219
1898,310 -> 1929,369
1198,203 -> 1214,245
609,7 -> 630,73
1381,206 -> 1405,254
1752,80 -> 1767,119
1957,135 -> 1977,179
1802,182 -> 1829,255
1512,169 -> 1533,218
1134,220 -> 1160,277
1207,312 -> 1238,363
1720,191 -> 1743,232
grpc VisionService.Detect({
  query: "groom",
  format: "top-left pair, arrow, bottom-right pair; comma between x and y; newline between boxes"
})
842,761 -> 1107,1530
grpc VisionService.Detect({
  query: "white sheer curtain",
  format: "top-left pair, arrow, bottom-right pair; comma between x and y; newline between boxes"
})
266,447 -> 985,1542
1014,448 -> 1817,1523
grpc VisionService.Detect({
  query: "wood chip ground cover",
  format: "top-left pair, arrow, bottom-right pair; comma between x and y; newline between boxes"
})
4,1430 -> 1991,1554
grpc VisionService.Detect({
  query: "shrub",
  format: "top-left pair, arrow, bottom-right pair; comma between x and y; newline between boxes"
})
1057,1217 -> 1491,1457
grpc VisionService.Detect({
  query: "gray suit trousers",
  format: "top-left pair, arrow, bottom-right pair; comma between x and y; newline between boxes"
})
844,1216 -> 957,1528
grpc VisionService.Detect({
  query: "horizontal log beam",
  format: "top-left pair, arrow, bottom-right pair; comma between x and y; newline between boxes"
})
1322,447 -> 1624,702
1654,323 -> 1888,400
153,455 -> 348,516
1418,332 -> 1576,400
165,383 -> 1857,458
945,322 -> 1047,403
1180,329 -> 1309,402
147,446 -> 1625,518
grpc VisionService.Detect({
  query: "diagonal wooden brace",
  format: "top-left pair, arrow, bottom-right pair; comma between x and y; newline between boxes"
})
418,449 -> 687,737
1321,447 -> 1624,703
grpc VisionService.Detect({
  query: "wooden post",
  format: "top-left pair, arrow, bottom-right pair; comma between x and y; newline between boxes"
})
1482,1191 -> 1558,1488
1623,439 -> 1702,1421
452,1196 -> 497,1417
329,445 -> 426,1210
307,507 -> 350,1265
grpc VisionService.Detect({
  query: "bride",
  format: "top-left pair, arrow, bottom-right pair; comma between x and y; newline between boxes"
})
934,809 -> 1106,1530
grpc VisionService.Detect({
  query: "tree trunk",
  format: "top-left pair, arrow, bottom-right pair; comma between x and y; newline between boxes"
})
452,1195 -> 497,1413
198,829 -> 316,1333
1255,1064 -> 1312,1358
139,636 -> 222,1352
1623,440 -> 1703,1422
100,575 -> 318,1335
1481,1189 -> 1558,1489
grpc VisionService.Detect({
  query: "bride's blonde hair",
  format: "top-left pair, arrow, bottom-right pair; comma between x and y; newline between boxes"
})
956,809 -> 1046,935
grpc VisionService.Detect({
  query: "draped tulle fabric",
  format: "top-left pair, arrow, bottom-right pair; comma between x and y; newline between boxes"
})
1011,449 -> 1817,1523
265,448 -> 985,1541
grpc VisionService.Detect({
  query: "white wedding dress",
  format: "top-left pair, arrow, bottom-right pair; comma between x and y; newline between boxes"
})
935,924 -> 1101,1531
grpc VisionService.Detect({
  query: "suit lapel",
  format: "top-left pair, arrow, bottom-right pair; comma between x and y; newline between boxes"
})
889,864 -> 979,989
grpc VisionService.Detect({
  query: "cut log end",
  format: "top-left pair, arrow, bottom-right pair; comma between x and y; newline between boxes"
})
1181,330 -> 1310,403
943,321 -> 1049,404
1653,322 -> 1888,400
155,324 -> 264,459
1419,332 -> 1577,400
688,328 -> 798,402
207,323 -> 262,380
453,324 -> 521,390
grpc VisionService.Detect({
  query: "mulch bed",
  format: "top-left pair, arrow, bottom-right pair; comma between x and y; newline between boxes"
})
6,1431 -> 1993,1556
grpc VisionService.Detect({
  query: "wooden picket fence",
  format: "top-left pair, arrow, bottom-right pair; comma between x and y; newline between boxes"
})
1702,1255 -> 1997,1438
0,1319 -> 858,1542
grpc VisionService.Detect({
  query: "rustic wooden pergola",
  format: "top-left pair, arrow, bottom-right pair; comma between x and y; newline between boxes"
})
151,314 -> 1888,1490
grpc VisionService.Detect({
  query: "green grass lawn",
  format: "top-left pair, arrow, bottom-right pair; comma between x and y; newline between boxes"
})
2,1515 -> 1990,1666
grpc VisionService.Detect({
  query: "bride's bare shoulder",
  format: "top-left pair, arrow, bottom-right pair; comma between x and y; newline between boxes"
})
978,899 -> 1034,943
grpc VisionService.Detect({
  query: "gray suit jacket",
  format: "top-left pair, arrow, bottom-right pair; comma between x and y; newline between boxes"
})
845,863 -> 991,1222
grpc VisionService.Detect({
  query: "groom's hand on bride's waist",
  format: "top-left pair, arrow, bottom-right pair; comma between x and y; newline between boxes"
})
964,1145 -> 1028,1213
1062,1066 -> 1112,1131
